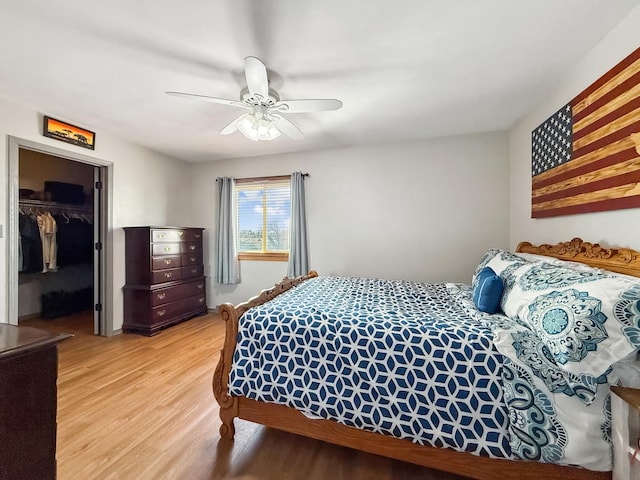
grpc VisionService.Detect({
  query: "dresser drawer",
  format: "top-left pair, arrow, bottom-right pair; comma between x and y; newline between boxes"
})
152,229 -> 187,243
181,242 -> 200,254
184,229 -> 203,242
151,294 -> 206,322
152,267 -> 182,284
182,253 -> 202,266
152,243 -> 181,255
150,279 -> 206,306
182,264 -> 203,279
152,255 -> 182,270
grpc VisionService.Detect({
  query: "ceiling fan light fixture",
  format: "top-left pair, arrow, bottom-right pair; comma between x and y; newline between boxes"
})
168,57 -> 341,141
236,112 -> 281,141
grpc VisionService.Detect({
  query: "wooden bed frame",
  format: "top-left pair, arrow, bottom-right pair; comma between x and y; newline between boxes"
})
213,238 -> 640,480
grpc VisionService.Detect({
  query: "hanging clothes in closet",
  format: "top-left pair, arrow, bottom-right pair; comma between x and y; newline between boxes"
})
19,205 -> 93,273
36,211 -> 57,272
53,213 -> 93,266
18,212 -> 43,273
18,195 -> 95,319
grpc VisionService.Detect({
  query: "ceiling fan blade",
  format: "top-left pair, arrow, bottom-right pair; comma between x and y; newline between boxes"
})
166,91 -> 249,109
274,99 -> 343,113
244,56 -> 269,100
271,114 -> 304,140
220,115 -> 243,135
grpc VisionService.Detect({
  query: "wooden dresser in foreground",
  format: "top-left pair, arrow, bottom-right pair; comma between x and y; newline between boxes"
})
123,226 -> 207,336
0,324 -> 71,480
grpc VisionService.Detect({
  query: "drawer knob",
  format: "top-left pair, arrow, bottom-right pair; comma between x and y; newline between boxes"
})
190,245 -> 196,251
164,259 -> 172,265
164,247 -> 171,252
165,272 -> 173,278
191,268 -> 197,273
190,256 -> 196,262
158,233 -> 165,238
157,293 -> 166,300
197,284 -> 203,289
198,297 -> 204,303
157,309 -> 166,316
178,231 -> 184,236
195,234 -> 201,239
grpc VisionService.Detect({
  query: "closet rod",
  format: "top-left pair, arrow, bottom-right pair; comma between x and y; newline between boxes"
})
19,199 -> 94,214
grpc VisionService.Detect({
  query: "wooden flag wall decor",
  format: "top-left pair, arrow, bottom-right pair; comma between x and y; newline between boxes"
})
531,46 -> 640,218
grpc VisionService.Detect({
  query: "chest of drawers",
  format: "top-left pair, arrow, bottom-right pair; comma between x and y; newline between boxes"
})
0,325 -> 70,480
123,226 -> 207,336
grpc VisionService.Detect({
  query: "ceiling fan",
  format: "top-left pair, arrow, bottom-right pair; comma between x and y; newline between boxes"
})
166,56 -> 343,141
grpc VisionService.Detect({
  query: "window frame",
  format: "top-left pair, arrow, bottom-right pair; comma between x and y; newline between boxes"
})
235,175 -> 290,262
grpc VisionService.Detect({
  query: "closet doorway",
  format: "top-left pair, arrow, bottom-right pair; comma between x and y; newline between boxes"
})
8,136 -> 111,336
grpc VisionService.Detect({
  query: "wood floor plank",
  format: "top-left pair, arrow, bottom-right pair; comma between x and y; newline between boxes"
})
21,312 -> 473,480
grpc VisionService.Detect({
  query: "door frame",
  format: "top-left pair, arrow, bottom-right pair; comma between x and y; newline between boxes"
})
7,136 -> 114,335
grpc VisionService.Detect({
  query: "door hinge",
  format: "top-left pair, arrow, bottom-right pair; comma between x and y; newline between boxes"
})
95,303 -> 102,312
95,181 -> 103,190
95,242 -> 102,250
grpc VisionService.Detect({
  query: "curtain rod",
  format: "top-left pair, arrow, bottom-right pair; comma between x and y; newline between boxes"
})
232,173 -> 309,184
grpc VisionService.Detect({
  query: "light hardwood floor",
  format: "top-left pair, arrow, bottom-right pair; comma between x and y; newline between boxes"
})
22,313 -> 472,480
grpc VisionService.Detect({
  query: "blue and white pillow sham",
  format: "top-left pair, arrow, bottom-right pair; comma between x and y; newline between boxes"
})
476,248 -> 640,406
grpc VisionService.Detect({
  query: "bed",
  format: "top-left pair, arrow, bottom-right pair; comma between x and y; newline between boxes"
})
213,238 -> 640,480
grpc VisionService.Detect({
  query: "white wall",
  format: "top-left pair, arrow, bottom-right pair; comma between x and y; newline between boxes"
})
0,96 -> 192,332
190,132 -> 510,308
509,5 -> 640,249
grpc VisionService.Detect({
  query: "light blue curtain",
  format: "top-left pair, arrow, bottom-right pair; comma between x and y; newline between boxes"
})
288,172 -> 309,277
215,177 -> 239,284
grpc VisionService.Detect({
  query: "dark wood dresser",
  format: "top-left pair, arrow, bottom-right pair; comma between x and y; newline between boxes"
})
0,324 -> 71,480
123,226 -> 207,336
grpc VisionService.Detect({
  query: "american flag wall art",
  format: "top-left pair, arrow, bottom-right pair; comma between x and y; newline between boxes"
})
531,46 -> 640,218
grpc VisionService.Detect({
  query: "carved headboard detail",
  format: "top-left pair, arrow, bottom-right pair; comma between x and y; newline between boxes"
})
516,238 -> 640,278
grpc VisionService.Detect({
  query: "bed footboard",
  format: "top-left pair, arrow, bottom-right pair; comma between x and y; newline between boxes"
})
212,301 -> 239,439
212,270 -> 319,439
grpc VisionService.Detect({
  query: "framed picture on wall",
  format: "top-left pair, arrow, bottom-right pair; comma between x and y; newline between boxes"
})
43,116 -> 96,150
529,46 -> 640,218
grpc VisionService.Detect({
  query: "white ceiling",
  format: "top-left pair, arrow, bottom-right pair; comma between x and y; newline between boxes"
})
0,0 -> 638,162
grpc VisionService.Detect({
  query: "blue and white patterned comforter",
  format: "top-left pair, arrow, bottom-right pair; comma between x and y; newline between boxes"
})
229,275 -> 613,470
230,276 -> 512,458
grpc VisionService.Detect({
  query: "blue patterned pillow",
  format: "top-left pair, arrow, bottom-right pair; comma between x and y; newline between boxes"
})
473,267 -> 504,314
473,248 -> 532,286
501,261 -> 640,403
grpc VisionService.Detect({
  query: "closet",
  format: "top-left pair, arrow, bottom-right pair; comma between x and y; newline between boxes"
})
18,149 -> 99,334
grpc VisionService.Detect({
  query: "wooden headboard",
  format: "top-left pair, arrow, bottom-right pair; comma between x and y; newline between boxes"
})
517,237 -> 640,278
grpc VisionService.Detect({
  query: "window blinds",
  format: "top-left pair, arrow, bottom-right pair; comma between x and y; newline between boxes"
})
235,178 -> 291,253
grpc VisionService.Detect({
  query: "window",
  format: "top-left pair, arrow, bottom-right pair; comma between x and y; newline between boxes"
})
235,176 -> 291,261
